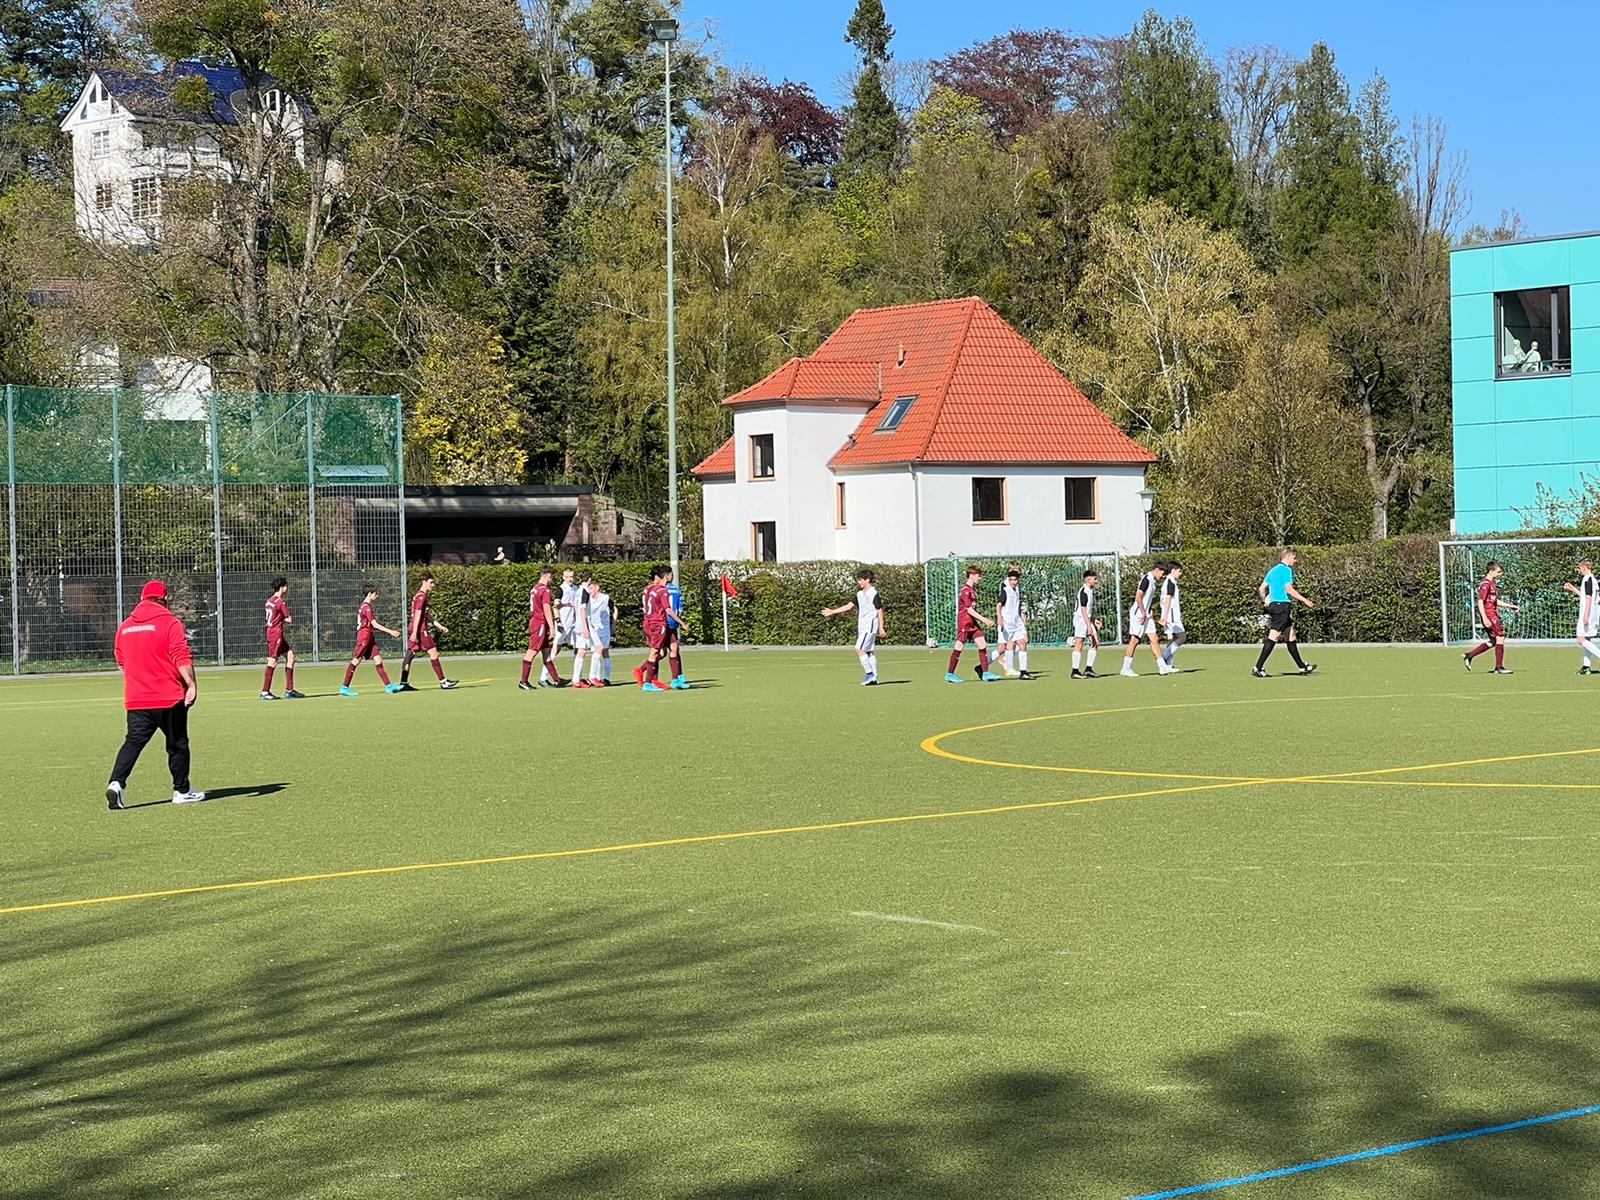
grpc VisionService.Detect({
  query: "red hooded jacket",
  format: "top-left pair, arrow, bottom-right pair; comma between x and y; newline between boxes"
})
114,599 -> 193,710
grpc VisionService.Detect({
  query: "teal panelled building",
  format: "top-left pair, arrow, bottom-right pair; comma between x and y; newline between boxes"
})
1451,231 -> 1600,533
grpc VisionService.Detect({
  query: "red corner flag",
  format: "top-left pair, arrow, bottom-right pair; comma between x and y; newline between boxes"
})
720,574 -> 738,598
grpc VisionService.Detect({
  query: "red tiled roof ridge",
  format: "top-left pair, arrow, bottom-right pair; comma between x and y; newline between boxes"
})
907,296 -> 979,462
690,435 -> 735,478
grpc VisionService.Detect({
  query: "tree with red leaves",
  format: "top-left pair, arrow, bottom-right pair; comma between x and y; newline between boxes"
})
931,28 -> 1123,142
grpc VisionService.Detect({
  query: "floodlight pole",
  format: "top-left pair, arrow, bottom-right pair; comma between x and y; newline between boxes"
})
650,17 -> 681,578
6,384 -> 19,675
209,395 -> 225,665
306,393 -> 320,661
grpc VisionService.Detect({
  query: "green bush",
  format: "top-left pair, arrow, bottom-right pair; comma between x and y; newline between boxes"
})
1118,536 -> 1444,645
420,561 -> 927,652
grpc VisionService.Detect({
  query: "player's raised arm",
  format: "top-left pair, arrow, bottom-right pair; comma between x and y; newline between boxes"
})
821,600 -> 856,618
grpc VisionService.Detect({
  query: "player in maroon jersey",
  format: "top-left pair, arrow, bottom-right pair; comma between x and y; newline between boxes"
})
341,585 -> 404,696
518,566 -> 565,690
945,564 -> 998,683
1463,561 -> 1518,674
399,573 -> 458,691
260,576 -> 304,700
634,564 -> 676,692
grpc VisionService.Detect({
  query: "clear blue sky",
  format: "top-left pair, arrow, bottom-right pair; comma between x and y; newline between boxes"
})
678,0 -> 1600,238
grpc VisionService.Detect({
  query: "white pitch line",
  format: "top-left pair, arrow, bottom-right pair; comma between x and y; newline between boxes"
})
850,910 -> 1000,936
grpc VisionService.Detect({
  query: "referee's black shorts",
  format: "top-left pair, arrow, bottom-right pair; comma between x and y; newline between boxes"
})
1266,601 -> 1294,633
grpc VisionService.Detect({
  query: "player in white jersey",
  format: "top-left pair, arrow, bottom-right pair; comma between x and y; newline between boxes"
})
994,566 -> 1036,680
1071,569 -> 1102,679
574,575 -> 616,687
1562,557 -> 1600,674
1122,562 -> 1174,677
551,568 -> 583,680
822,569 -> 887,685
1160,563 -> 1186,671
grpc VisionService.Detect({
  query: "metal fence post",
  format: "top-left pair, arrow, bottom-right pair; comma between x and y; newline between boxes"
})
6,384 -> 18,676
209,394 -> 225,665
1437,540 -> 1450,646
1112,552 -> 1125,645
395,395 -> 407,626
306,393 -> 320,661
111,388 -> 125,618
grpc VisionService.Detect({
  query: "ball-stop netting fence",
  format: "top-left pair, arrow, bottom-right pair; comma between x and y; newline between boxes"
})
1,386 -> 406,674
1438,536 -> 1600,645
923,553 -> 1125,647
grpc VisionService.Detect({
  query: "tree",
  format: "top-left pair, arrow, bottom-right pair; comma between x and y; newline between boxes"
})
930,28 -> 1089,142
0,0 -> 115,185
1110,11 -> 1236,229
1273,45 -> 1394,262
1051,199 -> 1262,543
1001,111 -> 1108,334
840,0 -> 900,176
1184,304 -> 1369,547
1219,44 -> 1296,257
410,317 -> 529,484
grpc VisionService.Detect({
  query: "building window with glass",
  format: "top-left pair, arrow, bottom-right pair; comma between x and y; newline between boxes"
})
1064,477 -> 1097,522
94,182 -> 114,212
131,176 -> 161,225
752,521 -> 777,562
1496,287 -> 1571,377
90,129 -> 110,159
972,477 -> 1007,524
749,433 -> 775,480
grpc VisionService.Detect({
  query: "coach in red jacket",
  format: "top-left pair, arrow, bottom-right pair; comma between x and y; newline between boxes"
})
106,580 -> 203,810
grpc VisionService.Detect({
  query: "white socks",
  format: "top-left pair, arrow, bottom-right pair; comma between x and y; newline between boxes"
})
1086,648 -> 1097,668
1072,650 -> 1081,671
1018,650 -> 1028,671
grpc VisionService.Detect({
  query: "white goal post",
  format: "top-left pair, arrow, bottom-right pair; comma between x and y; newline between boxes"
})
1439,536 -> 1600,645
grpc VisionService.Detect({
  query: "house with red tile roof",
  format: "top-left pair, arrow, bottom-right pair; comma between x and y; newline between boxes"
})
691,297 -> 1156,563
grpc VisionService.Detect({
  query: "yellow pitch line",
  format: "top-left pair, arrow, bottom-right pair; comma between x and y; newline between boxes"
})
0,779 -> 1270,919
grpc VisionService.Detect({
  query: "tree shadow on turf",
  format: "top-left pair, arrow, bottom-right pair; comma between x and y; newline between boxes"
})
4,902 -> 1600,1198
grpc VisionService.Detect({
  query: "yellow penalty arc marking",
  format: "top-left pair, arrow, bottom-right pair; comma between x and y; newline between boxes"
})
0,778 -> 1271,919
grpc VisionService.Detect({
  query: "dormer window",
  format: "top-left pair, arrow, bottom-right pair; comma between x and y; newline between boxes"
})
877,395 -> 915,432
264,89 -> 284,115
90,129 -> 110,159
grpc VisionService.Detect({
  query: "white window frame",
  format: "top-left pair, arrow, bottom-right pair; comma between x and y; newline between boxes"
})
90,129 -> 110,159
130,176 -> 161,225
93,182 -> 115,212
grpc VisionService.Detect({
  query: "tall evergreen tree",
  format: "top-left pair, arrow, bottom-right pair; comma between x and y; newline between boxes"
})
1274,44 -> 1394,261
1109,12 -> 1236,228
840,0 -> 900,176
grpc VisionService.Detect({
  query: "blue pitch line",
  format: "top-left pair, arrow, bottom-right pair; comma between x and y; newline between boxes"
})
1129,1104 -> 1600,1199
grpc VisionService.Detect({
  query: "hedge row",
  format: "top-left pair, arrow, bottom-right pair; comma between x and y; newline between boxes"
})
1115,536 -> 1443,645
418,561 -> 926,652
417,540 -> 1449,653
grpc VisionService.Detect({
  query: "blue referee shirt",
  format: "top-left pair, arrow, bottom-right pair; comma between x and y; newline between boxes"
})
1264,562 -> 1293,603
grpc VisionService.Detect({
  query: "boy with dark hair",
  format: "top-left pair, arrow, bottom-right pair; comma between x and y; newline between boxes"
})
663,566 -> 692,690
1464,560 -> 1517,673
261,576 -> 303,700
519,566 -> 564,690
1160,562 -> 1186,671
995,565 -> 1035,680
400,572 -> 458,691
822,568 -> 887,685
1122,563 -> 1171,677
1071,569 -> 1101,679
636,565 -> 674,693
947,564 -> 998,683
341,584 -> 404,696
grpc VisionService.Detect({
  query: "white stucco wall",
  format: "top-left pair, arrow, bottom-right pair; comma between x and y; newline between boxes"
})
916,465 -> 1148,557
833,469 -> 918,562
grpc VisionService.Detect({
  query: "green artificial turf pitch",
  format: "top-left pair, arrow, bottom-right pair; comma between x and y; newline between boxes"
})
4,645 -> 1600,1199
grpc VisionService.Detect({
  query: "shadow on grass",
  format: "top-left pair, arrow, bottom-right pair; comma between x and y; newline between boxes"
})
3,903 -> 1599,1198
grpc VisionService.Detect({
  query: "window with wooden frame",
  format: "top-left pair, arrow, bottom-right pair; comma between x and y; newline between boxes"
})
749,433 -> 775,480
835,481 -> 847,528
752,521 -> 777,562
971,477 -> 1007,524
1064,477 -> 1098,522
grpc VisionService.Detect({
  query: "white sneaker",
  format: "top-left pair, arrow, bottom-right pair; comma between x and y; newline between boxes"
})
1158,662 -> 1175,675
1120,666 -> 1137,678
1002,664 -> 1021,678
172,789 -> 206,804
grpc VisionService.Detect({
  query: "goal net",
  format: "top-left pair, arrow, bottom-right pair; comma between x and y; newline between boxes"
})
923,553 -> 1124,648
1438,536 -> 1600,644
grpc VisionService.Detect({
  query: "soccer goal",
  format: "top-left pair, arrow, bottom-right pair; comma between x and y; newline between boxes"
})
1438,536 -> 1600,644
923,553 -> 1124,648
